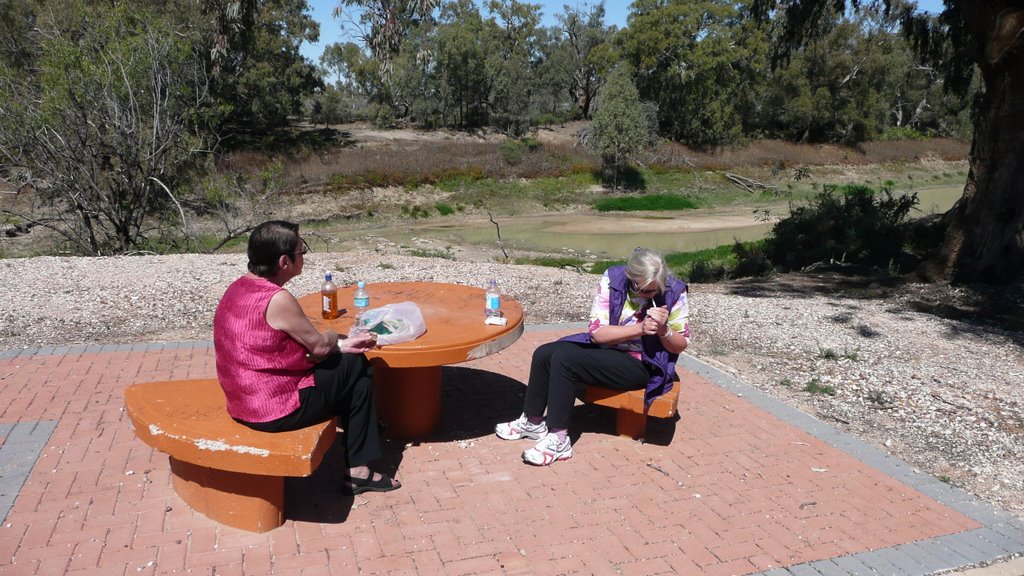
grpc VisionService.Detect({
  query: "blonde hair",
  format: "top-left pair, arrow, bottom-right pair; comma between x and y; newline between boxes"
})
626,248 -> 668,292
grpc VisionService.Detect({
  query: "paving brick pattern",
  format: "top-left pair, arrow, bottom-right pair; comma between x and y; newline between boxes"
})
0,326 -> 1021,575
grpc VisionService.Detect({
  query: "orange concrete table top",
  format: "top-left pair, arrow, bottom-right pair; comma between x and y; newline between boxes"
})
297,281 -> 525,437
297,281 -> 525,368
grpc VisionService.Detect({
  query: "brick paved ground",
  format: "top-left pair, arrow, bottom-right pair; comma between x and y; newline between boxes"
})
1,326 -> 1021,575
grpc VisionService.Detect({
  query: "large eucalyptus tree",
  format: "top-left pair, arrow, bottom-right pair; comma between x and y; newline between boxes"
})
753,0 -> 1024,283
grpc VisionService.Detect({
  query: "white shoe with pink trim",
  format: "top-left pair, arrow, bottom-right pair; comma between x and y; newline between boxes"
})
495,414 -> 547,441
522,433 -> 573,466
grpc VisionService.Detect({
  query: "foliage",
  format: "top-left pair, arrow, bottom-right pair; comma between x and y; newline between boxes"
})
337,0 -> 440,80
483,0 -> 543,136
589,65 -> 647,188
619,0 -> 767,147
435,0 -> 489,127
513,255 -> 590,269
593,194 -> 699,212
765,184 -> 919,271
0,3 -> 212,255
555,3 -> 615,119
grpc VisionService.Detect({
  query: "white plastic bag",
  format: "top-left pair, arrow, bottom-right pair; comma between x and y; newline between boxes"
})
354,301 -> 426,345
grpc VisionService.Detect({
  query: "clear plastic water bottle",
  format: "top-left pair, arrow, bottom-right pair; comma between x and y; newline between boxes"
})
321,272 -> 339,319
353,280 -> 370,327
485,279 -> 501,318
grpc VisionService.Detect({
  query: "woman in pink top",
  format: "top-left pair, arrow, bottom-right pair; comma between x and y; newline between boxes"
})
213,220 -> 400,494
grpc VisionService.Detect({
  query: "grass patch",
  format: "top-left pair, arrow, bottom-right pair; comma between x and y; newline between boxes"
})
512,256 -> 589,269
594,193 -> 700,212
803,378 -> 836,396
819,347 -> 840,360
407,247 -> 455,260
819,346 -> 860,361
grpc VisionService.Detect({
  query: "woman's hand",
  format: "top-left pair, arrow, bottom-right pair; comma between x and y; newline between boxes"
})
340,331 -> 377,354
642,306 -> 668,335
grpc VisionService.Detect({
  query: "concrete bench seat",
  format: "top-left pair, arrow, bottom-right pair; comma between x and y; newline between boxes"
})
124,378 -> 336,532
583,369 -> 689,439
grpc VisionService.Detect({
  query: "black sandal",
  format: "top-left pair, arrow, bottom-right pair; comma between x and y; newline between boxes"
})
345,473 -> 401,495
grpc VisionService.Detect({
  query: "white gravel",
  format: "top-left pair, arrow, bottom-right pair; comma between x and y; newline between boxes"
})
2,251 -> 1021,520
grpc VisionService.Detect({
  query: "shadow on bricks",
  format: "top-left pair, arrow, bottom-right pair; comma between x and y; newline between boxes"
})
284,431 -> 407,524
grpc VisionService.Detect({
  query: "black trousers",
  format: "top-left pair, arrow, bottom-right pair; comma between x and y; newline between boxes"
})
240,353 -> 382,468
524,340 -> 649,430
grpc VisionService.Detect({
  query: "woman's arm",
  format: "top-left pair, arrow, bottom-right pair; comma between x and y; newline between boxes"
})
265,290 -> 339,358
649,292 -> 690,355
589,322 -> 647,345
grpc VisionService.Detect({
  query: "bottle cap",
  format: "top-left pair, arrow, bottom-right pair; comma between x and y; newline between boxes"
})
357,281 -> 365,288
325,272 -> 332,281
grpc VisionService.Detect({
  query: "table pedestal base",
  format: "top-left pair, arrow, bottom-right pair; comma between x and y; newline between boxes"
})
373,365 -> 442,438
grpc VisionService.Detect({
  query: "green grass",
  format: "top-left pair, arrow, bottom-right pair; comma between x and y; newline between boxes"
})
594,193 -> 701,212
803,378 -> 836,396
512,256 -> 589,269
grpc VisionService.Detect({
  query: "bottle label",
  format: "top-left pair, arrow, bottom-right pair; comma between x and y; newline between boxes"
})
486,295 -> 500,310
354,296 -> 369,307
323,295 -> 331,312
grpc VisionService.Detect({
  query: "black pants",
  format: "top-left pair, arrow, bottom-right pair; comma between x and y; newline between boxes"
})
240,353 -> 382,468
524,340 -> 649,430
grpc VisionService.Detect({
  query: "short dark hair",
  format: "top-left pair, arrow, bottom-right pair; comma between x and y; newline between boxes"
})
247,220 -> 300,277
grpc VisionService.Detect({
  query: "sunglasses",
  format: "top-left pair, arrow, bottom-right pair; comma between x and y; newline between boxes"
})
288,239 -> 310,257
631,280 -> 659,295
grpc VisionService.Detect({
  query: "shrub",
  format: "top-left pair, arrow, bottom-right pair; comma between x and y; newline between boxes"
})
731,240 -> 773,278
879,126 -> 927,141
688,259 -> 728,283
765,184 -> 918,271
500,139 -> 525,165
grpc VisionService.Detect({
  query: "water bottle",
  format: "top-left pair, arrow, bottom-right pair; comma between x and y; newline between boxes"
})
353,281 -> 370,327
485,279 -> 501,318
321,272 -> 339,319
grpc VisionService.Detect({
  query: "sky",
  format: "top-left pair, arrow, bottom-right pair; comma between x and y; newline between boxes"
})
300,0 -> 947,63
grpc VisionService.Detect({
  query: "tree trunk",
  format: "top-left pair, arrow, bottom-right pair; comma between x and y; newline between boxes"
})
929,4 -> 1024,284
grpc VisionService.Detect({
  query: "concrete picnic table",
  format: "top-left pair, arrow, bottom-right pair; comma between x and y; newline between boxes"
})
297,281 -> 524,438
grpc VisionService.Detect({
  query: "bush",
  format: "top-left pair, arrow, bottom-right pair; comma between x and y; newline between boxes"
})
500,139 -> 525,165
765,184 -> 918,271
687,259 -> 728,283
731,240 -> 773,278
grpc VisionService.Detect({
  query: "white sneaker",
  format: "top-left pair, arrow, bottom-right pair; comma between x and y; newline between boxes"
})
495,414 -> 547,441
522,433 -> 573,466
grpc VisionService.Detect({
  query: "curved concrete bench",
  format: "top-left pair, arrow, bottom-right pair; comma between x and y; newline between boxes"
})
124,379 -> 336,532
583,369 -> 690,439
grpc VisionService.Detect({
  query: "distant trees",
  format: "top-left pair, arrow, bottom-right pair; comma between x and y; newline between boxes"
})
323,0 -> 966,149
618,0 -> 767,147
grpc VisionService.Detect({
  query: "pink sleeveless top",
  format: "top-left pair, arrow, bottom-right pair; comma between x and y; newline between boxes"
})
213,275 -> 315,422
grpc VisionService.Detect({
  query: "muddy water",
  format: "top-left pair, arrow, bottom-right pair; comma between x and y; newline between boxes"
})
349,184 -> 964,260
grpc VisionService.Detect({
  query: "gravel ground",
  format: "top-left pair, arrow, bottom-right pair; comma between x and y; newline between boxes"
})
2,250 -> 1021,520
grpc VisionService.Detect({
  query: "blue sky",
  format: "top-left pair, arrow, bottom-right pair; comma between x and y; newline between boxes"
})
300,0 -> 947,62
